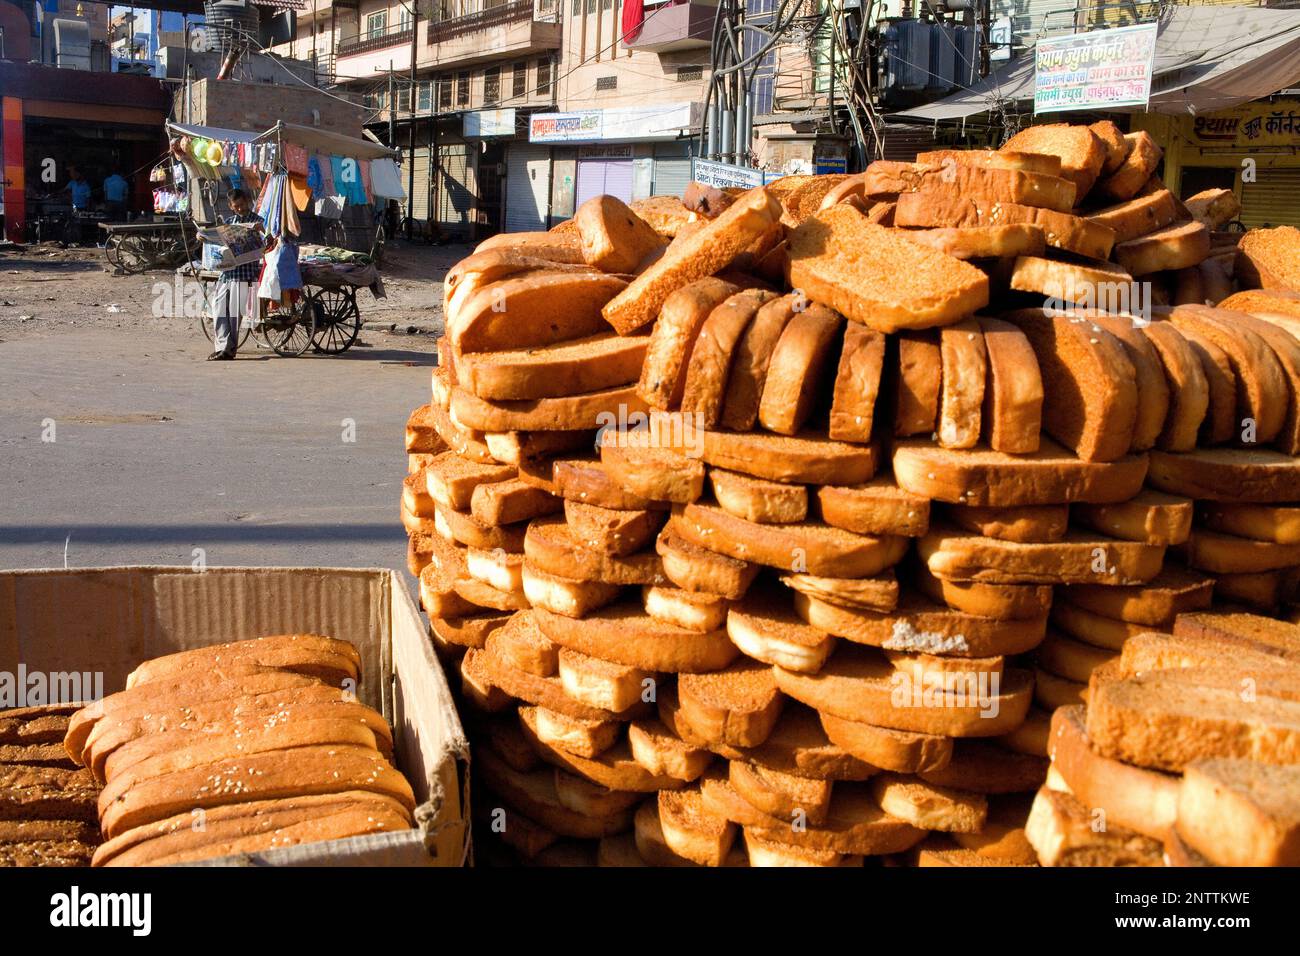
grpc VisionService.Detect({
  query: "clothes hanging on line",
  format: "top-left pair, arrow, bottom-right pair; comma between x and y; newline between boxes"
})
368,158 -> 406,199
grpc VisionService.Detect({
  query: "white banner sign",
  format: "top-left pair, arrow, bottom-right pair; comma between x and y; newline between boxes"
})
1034,23 -> 1158,114
464,108 -> 517,138
690,158 -> 765,190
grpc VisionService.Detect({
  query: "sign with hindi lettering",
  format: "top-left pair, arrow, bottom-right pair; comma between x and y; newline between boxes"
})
1034,23 -> 1157,114
530,111 -> 603,143
691,158 -> 766,190
1189,100 -> 1300,149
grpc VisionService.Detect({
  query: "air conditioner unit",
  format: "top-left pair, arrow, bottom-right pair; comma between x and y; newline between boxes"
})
53,18 -> 91,71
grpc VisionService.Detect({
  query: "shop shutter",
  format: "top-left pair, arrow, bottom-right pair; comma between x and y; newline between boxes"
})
438,145 -> 472,239
1239,167 -> 1300,229
411,148 -> 432,221
652,144 -> 692,198
505,143 -> 550,232
576,159 -> 634,206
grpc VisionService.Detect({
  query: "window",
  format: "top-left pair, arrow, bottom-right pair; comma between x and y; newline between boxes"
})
596,75 -> 616,91
571,0 -> 580,14
601,0 -> 611,8
438,74 -> 453,110
536,58 -> 552,97
366,10 -> 387,38
417,80 -> 432,111
753,74 -> 774,117
484,66 -> 501,105
512,61 -> 526,99
397,85 -> 411,112
676,66 -> 702,82
456,70 -> 470,106
585,0 -> 595,13
399,7 -> 412,30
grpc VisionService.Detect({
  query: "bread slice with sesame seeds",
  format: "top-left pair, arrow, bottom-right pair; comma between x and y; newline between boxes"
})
978,316 -> 1043,454
1085,188 -> 1179,244
946,503 -> 1068,543
1001,123 -> 1107,196
677,658 -> 785,748
637,277 -> 742,411
894,192 -> 1116,259
919,526 -> 1164,586
758,301 -> 845,436
534,601 -> 738,674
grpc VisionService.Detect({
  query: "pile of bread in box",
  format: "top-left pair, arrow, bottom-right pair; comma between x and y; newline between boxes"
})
1,636 -> 415,866
404,120 -> 1300,867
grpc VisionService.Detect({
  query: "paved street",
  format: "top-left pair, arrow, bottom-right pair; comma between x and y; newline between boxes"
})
0,321 -> 436,585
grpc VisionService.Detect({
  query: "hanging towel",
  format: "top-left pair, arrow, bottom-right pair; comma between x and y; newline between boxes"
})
358,159 -> 373,204
368,158 -> 406,200
283,143 -> 309,177
288,174 -> 312,213
330,155 -> 368,206
314,195 -> 345,220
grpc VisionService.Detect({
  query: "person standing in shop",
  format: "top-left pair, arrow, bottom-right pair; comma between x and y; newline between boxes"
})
102,170 -> 129,222
207,187 -> 262,362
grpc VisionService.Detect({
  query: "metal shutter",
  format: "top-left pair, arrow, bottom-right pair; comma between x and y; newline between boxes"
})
576,159 -> 634,206
505,143 -> 550,233
881,123 -> 937,163
438,145 -> 472,239
411,148 -> 432,221
652,146 -> 692,199
1240,168 -> 1300,229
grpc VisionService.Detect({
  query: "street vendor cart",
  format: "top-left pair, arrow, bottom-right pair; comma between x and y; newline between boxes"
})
100,217 -> 195,274
163,119 -> 404,358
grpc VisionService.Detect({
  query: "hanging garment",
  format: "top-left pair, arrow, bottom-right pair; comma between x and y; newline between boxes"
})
283,176 -> 302,236
368,158 -> 406,199
258,239 -> 303,301
283,143 -> 309,177
256,172 -> 288,239
307,156 -> 324,197
330,155 -> 368,206
358,159 -> 373,204
188,174 -> 215,225
288,174 -> 312,213
314,195 -> 345,220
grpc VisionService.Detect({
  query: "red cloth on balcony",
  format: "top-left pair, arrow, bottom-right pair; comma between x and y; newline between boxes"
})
621,0 -> 645,43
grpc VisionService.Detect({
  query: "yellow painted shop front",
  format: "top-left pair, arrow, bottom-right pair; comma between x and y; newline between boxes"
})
1134,98 -> 1300,228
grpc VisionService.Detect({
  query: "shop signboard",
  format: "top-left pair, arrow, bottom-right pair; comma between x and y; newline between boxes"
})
1034,22 -> 1157,114
690,158 -> 765,190
1189,100 -> 1300,149
530,110 -> 603,143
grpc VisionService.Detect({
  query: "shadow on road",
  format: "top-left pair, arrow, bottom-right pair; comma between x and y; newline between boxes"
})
0,523 -> 405,545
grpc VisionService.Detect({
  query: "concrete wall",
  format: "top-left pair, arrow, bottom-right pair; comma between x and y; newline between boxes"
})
174,77 -> 367,137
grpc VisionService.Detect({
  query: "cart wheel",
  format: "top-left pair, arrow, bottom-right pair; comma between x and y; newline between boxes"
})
323,220 -> 347,248
309,288 -> 362,354
116,235 -> 150,274
104,234 -> 123,268
197,312 -> 253,350
260,300 -> 318,357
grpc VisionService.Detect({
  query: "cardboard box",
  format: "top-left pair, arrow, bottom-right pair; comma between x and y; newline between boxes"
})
0,566 -> 469,866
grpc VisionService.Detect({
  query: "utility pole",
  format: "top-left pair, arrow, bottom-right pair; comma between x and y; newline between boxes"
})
408,1 -> 418,236
388,60 -> 396,148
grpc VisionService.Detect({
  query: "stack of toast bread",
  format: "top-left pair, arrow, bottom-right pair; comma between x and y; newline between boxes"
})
408,123 -> 1300,866
54,635 -> 415,867
0,704 -> 100,866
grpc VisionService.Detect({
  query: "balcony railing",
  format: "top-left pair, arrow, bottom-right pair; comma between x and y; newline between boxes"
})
427,0 -> 533,43
339,25 -> 414,56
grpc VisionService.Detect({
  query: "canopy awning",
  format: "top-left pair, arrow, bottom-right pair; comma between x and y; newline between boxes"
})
893,6 -> 1300,123
166,121 -> 396,160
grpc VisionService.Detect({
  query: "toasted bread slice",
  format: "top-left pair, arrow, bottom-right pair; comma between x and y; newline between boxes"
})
1214,568 -> 1300,610
575,194 -> 664,273
405,404 -> 451,455
1089,120 -> 1131,175
904,224 -> 1045,260
1148,447 -> 1300,502
677,659 -> 784,748
474,230 -> 585,262
870,773 -> 987,834
1171,611 -> 1300,659
643,585 -> 728,633
1002,308 -> 1138,462
1115,221 -> 1211,277
729,761 -> 833,826
828,322 -> 886,443
680,288 -> 779,426
476,749 -> 633,839
422,389 -> 495,463
444,248 -> 592,320
737,704 -> 877,781
431,501 -> 527,552
1185,188 -> 1241,231
524,516 -> 666,585
919,526 -> 1164,586
1007,256 -> 1133,305
470,477 -> 562,527
1236,225 -> 1300,292
674,503 -> 908,579
774,643 -> 1032,737
1037,627 -> 1119,680
719,292 -> 799,430
709,467 -> 808,525
450,272 -> 626,354
629,195 -> 694,237
893,438 -> 1149,506
450,382 -> 646,434
815,478 -> 930,538
534,602 -> 737,673
863,159 -> 1077,211
894,192 -> 1115,259
486,611 -> 558,676
655,788 -> 737,866
977,315 -> 1043,453
917,148 -> 1063,176
457,333 -> 650,401
819,711 -> 952,774
758,302 -> 844,435
520,563 -> 621,619
1072,489 -> 1192,546
913,565 -> 1053,620
1061,565 -> 1212,627
519,709 -> 681,792
655,526 -> 757,599
1049,705 -> 1177,840
1002,123 -> 1106,195
484,430 -> 591,467
627,718 -> 714,782
557,647 -> 653,715
598,429 -> 705,504
549,456 -> 657,510
1170,321 -> 1236,444
1086,188 -> 1179,244
1201,502 -> 1300,545
1185,529 -> 1300,574
793,591 -> 1047,657
920,741 -> 1047,794
786,204 -> 989,332
1070,312 -> 1169,452
1140,319 -> 1209,451
946,503 -> 1067,543
649,411 -> 877,484
726,593 -> 835,674
894,329 -> 941,437
603,187 -> 783,334
429,611 -> 513,651
1177,758 -> 1300,866
936,318 -> 988,450
779,570 -> 900,615
1087,668 -> 1300,771
524,705 -> 620,759
1094,131 -> 1162,201
564,499 -> 663,557
637,277 -> 742,411
1025,786 -> 1164,866
1206,306 -> 1300,455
